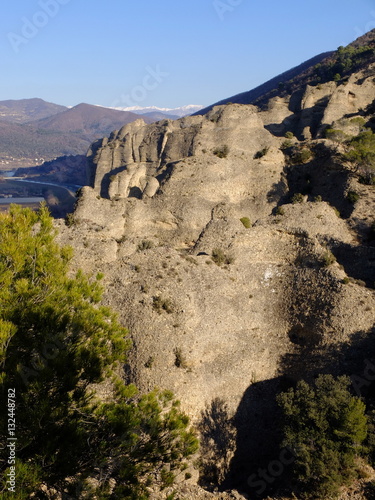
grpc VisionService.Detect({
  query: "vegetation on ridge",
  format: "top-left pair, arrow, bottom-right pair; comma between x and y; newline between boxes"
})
252,31 -> 375,108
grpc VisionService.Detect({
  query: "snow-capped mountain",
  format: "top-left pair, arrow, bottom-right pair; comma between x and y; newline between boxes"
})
111,104 -> 204,118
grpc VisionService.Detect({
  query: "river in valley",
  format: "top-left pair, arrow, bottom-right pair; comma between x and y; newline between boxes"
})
0,177 -> 78,216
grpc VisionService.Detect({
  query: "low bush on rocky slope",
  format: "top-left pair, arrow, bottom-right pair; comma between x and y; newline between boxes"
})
343,129 -> 375,184
254,147 -> 270,159
213,145 -> 230,158
211,248 -> 234,266
240,217 -> 252,228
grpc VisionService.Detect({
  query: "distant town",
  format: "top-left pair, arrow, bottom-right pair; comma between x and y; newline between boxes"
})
0,156 -> 48,169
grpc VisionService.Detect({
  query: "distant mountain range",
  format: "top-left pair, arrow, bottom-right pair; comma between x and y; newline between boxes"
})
0,101 -> 157,160
29,103 -> 155,139
0,100 -> 204,163
111,104 -> 204,118
0,101 -> 155,161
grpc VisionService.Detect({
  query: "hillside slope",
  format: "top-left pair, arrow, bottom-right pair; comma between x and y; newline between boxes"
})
0,97 -> 67,124
32,103 -> 154,138
196,51 -> 333,115
0,103 -> 155,162
55,34 -> 375,500
0,120 -> 89,159
197,30 -> 375,115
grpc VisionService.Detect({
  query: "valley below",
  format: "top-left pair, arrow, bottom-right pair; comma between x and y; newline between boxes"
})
0,170 -> 78,216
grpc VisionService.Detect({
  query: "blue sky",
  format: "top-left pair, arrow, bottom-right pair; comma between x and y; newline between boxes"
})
1,0 -> 375,108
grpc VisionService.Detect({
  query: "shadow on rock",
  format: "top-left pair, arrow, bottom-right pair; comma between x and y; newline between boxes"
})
219,326 -> 375,498
222,377 -> 289,498
330,240 -> 375,288
197,398 -> 237,489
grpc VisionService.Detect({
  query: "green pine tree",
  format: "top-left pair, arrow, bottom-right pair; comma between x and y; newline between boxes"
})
0,205 -> 198,499
277,374 -> 367,499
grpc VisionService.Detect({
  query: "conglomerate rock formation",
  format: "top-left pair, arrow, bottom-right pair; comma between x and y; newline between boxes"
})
56,61 -> 375,498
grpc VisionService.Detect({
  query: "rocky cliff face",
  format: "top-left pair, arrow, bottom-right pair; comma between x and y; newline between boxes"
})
56,62 -> 375,498
260,62 -> 375,140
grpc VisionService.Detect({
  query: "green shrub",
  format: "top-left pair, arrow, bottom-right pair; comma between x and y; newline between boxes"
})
1,460 -> 42,500
211,248 -> 234,266
240,217 -> 251,228
174,347 -> 187,368
285,131 -> 294,139
346,191 -> 360,204
344,130 -> 375,177
278,375 -> 368,499
350,116 -> 366,126
276,206 -> 285,215
314,195 -> 323,202
294,148 -> 312,164
359,172 -> 375,185
137,240 -> 154,251
213,145 -> 230,158
281,139 -> 293,150
153,296 -> 174,314
321,250 -> 336,267
65,212 -> 76,227
324,128 -> 348,143
291,193 -> 305,204
254,147 -> 269,159
160,468 -> 175,488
